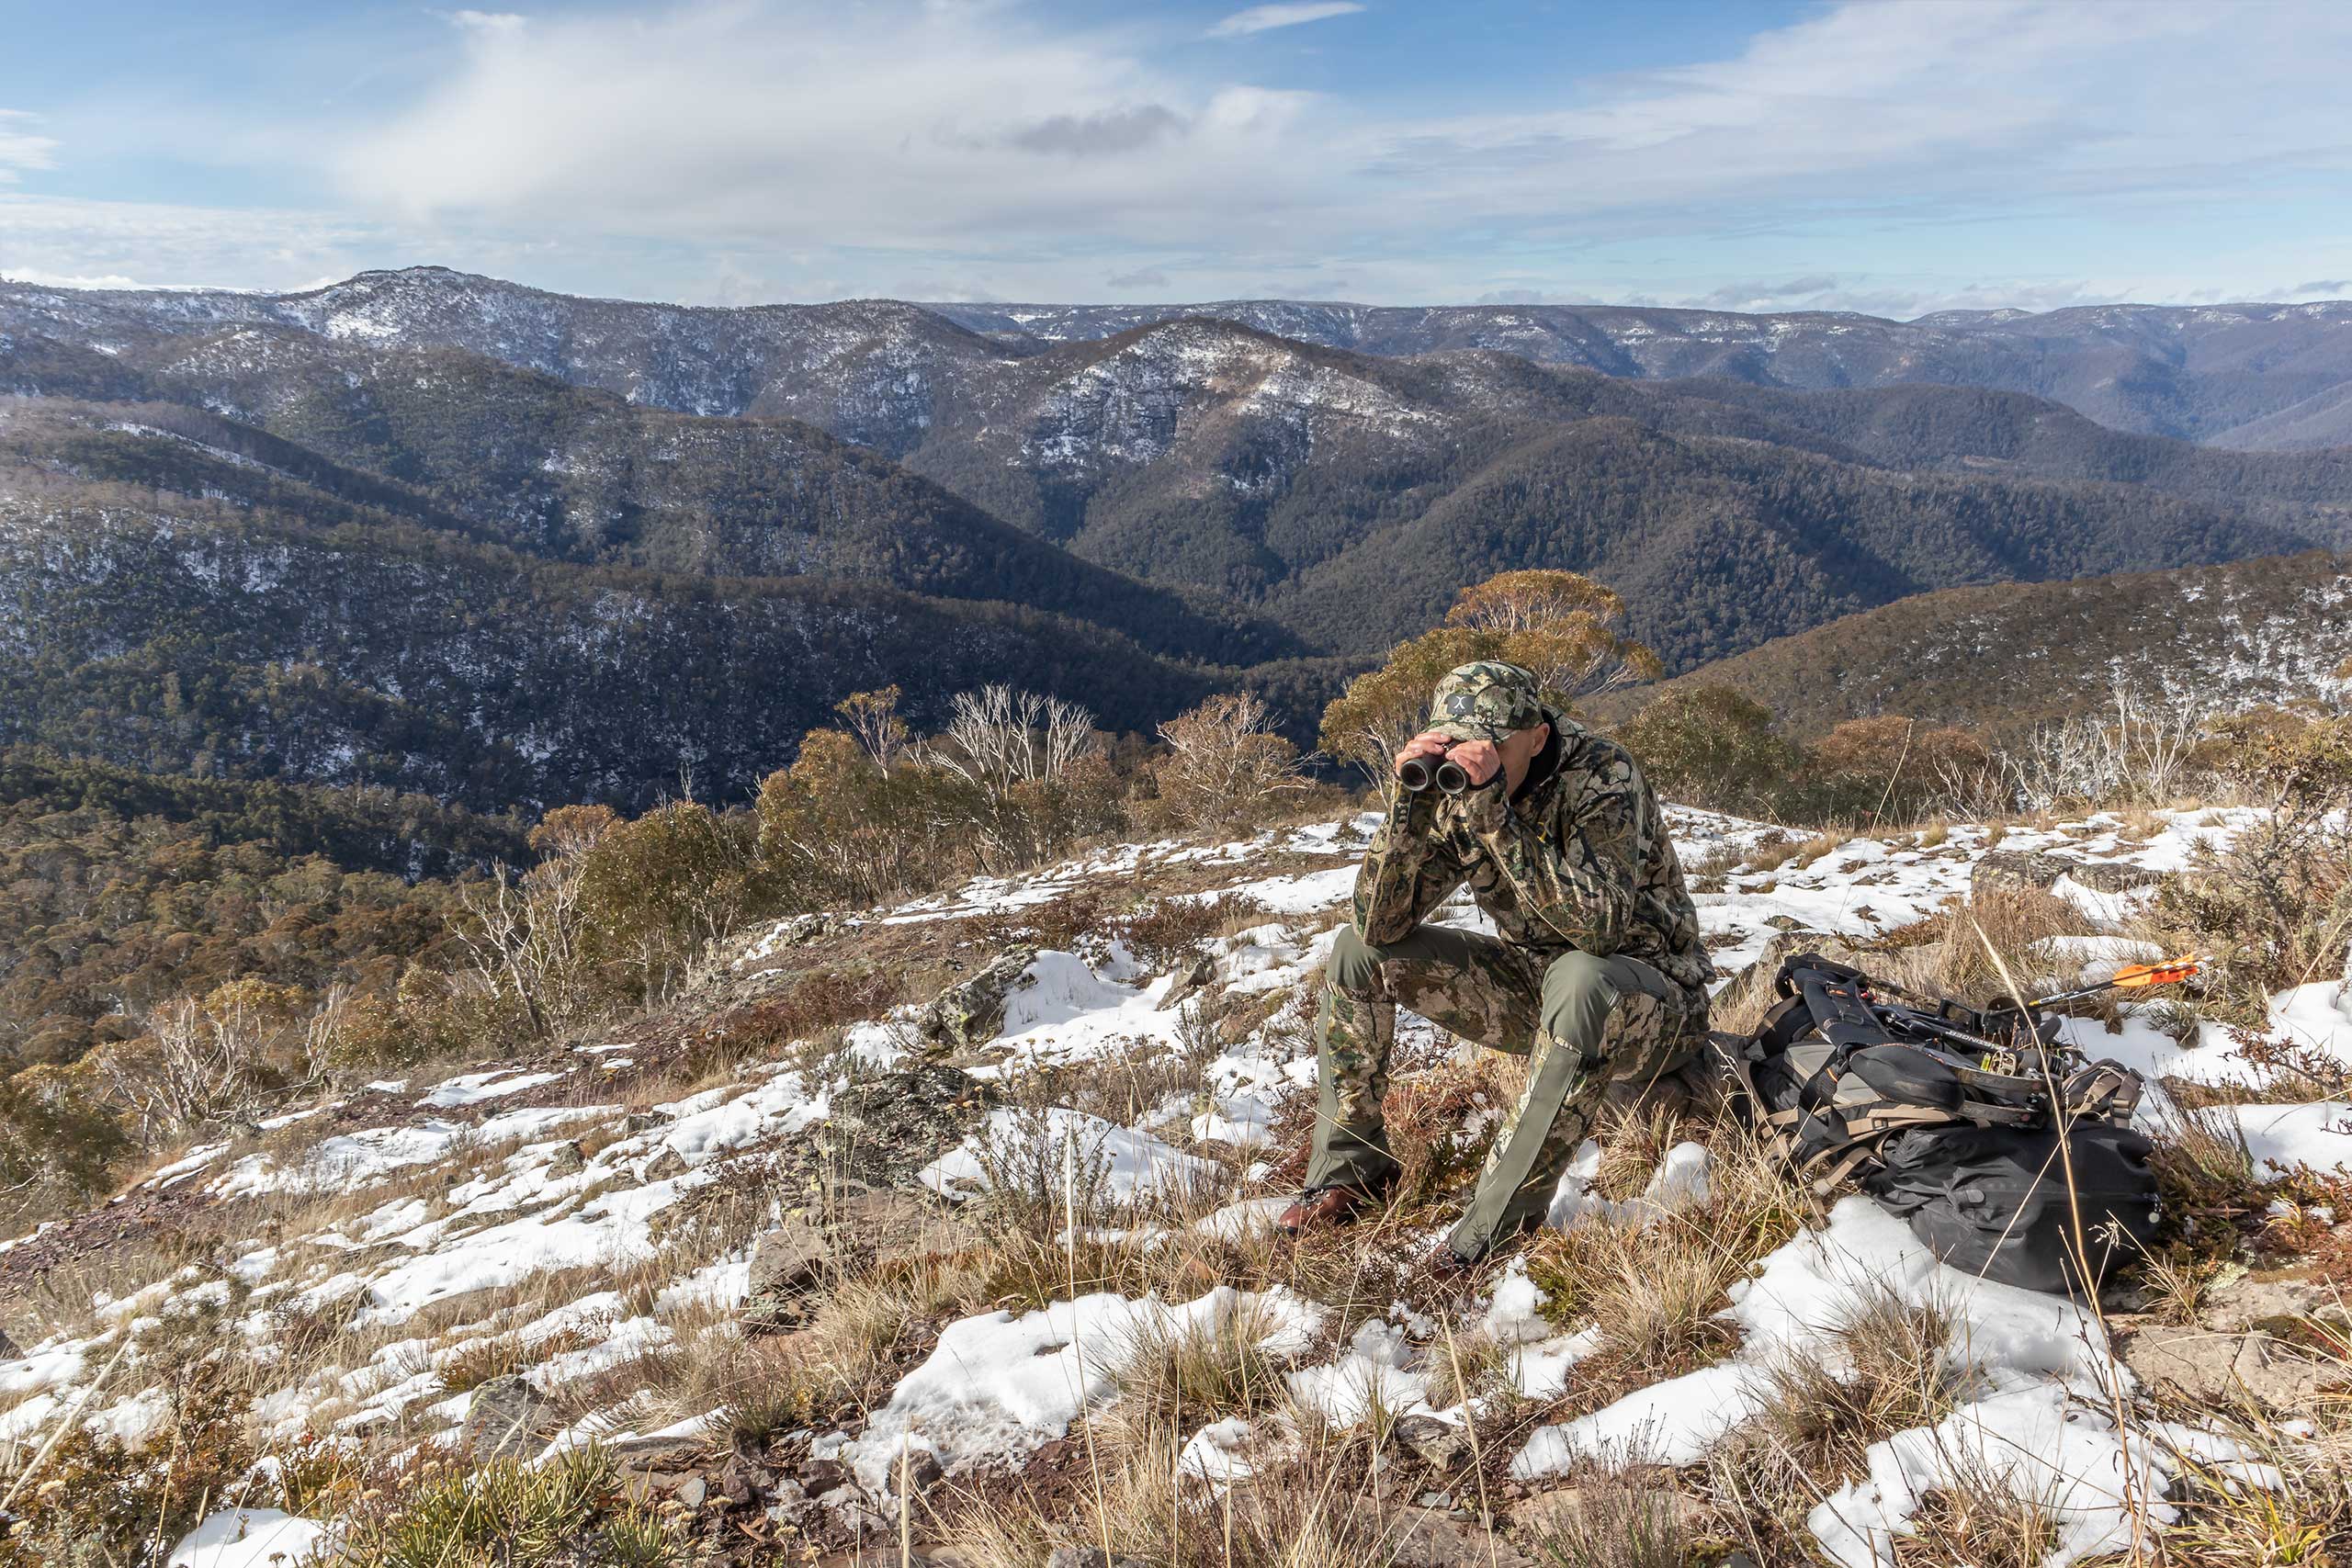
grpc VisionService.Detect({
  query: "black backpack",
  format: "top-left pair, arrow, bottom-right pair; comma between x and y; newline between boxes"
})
1717,953 -> 2159,1294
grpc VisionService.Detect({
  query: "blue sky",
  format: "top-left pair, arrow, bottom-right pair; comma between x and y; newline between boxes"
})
3,0 -> 2347,315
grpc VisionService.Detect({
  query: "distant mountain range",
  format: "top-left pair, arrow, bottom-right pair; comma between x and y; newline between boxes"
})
5,265 -> 2351,809
12,267 -> 2352,448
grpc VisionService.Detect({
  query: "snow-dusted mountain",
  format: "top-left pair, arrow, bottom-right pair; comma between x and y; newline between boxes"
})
10,268 -> 2352,448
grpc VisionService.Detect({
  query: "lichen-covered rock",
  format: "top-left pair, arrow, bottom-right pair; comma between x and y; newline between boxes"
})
462,1373 -> 557,1459
2120,1323 -> 2337,1411
2067,860 -> 2167,893
914,947 -> 1038,1050
1971,849 -> 2078,896
1392,1413 -> 1472,1471
742,1219 -> 831,1326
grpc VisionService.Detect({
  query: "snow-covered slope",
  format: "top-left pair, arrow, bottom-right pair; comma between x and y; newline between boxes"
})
5,805 -> 2346,1562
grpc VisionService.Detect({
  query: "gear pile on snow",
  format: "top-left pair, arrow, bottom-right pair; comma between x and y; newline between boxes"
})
1719,953 -> 2161,1294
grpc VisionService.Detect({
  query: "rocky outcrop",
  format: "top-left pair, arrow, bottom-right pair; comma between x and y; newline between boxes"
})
461,1373 -> 558,1459
914,947 -> 1037,1050
1970,850 -> 2079,896
743,1188 -> 976,1328
1971,848 -> 2167,898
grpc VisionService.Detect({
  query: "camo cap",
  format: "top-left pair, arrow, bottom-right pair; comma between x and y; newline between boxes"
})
1427,661 -> 1547,743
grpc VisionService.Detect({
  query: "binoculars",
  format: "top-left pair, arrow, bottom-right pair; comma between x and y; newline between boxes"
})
1397,750 -> 1474,795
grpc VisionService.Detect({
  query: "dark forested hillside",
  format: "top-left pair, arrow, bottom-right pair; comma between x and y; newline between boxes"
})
1267,415 -> 2310,666
0,494 -> 1221,811
1592,550 -> 2352,738
1,354 -> 1298,667
6,269 -> 2352,817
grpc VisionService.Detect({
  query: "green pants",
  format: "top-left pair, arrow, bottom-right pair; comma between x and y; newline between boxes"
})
1304,922 -> 1703,1260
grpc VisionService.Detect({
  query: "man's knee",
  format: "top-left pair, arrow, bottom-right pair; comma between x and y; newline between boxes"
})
1327,925 -> 1386,995
1538,950 -> 1618,1040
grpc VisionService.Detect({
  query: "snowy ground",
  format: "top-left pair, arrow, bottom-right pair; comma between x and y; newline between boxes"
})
6,805 -> 2348,1565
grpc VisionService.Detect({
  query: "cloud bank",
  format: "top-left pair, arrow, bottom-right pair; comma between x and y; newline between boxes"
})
6,0 -> 2350,312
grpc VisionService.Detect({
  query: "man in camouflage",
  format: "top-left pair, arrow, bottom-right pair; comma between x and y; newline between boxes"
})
1280,660 -> 1715,1269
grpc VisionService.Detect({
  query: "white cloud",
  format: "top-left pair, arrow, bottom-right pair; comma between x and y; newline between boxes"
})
316,0 -> 2351,290
13,1 -> 2352,309
0,110 -> 60,185
334,1 -> 1325,257
444,10 -> 528,35
1205,3 -> 1365,39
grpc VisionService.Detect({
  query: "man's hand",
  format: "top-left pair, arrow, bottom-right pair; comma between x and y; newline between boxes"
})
1447,738 -> 1502,787
1393,729 -> 1453,778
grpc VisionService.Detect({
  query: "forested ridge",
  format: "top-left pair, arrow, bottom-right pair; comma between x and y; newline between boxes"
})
5,277 -> 2351,825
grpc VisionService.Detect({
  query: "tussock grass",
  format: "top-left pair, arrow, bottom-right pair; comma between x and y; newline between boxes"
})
1585,1223 -> 1742,1379
1420,1325 -> 1513,1411
1931,886 -> 2098,1001
333,1447 -> 611,1568
1523,1116 -> 1808,1411
437,1323 -> 599,1395
1517,1462 -> 1693,1568
1108,1296 -> 1291,1436
943,1418 -> 1409,1568
1790,829 -> 1856,871
1712,1283 -> 1964,1551
2148,1099 -> 2265,1253
1886,1452 -> 2064,1568
2155,1384 -> 2352,1566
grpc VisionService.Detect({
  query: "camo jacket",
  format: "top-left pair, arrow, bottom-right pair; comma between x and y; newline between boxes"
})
1351,710 -> 1714,998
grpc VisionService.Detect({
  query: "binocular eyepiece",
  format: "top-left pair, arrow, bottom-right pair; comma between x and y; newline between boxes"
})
1397,753 -> 1473,795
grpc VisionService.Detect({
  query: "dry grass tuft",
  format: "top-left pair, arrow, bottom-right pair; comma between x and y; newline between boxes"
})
1885,1453 -> 2064,1568
2147,1099 -> 2266,1255
1932,886 -> 2098,1001
1716,1283 -> 1963,1529
1108,1296 -> 1291,1435
959,1416 -> 1410,1568
1516,1463 -> 1694,1568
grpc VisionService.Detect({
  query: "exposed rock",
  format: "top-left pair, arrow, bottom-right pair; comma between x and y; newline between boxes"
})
1046,1550 -> 1154,1568
608,1432 -> 709,1469
791,1062 -> 995,1197
544,1141 -> 586,1177
0,1325 -> 18,1359
886,1446 -> 944,1498
797,1456 -> 850,1492
915,947 -> 1038,1050
2202,1272 -> 2329,1333
461,1373 -> 556,1459
742,1219 -> 831,1325
1971,850 -> 2077,896
1510,1484 -> 1706,1538
1159,953 -> 1216,1010
762,1478 -> 809,1523
1393,1413 -> 1473,1472
1390,1507 -> 1532,1567
775,913 -> 836,950
2120,1323 -> 2338,1410
642,1145 -> 689,1181
719,1454 -> 775,1507
2067,860 -> 2166,893
673,1474 -> 707,1509
620,1111 -> 662,1134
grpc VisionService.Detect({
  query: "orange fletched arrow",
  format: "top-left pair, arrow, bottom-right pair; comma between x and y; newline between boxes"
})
2029,953 -> 2204,1010
2108,954 -> 2205,989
